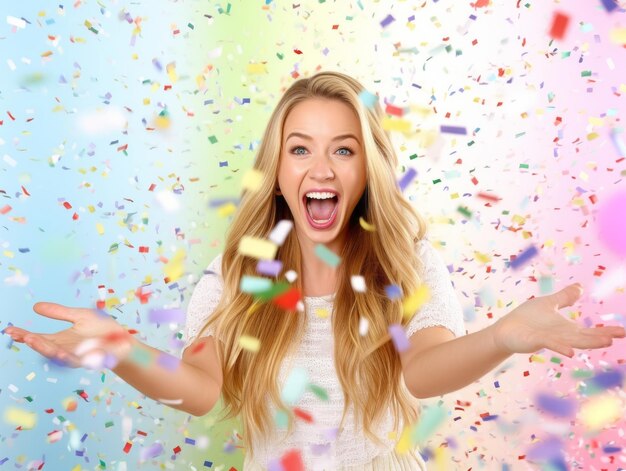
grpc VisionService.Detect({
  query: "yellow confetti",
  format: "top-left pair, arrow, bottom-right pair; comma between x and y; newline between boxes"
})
395,425 -> 412,454
358,217 -> 376,232
315,308 -> 329,318
609,27 -> 626,45
247,63 -> 268,74
26,372 -> 36,381
241,168 -> 264,192
474,251 -> 492,264
217,202 -> 237,218
579,394 -> 623,430
164,248 -> 186,283
4,407 -> 37,429
166,62 -> 178,82
402,284 -> 431,318
381,116 -> 412,133
238,236 -> 278,260
434,446 -> 449,471
96,223 -> 104,235
239,335 -> 260,352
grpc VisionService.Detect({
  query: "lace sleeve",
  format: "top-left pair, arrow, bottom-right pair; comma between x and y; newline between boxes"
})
406,239 -> 466,338
182,253 -> 224,354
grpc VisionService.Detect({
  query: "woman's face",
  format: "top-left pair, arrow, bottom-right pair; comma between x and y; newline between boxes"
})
277,97 -> 367,250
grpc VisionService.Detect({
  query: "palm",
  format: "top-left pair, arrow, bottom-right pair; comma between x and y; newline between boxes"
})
4,302 -> 132,368
491,284 -> 625,358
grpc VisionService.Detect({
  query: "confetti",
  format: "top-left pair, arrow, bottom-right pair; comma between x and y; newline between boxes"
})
350,275 -> 366,292
239,334 -> 261,352
402,284 -> 431,318
256,259 -> 283,277
7,16 -> 27,29
397,167 -> 417,192
358,90 -> 378,109
549,12 -> 570,40
268,220 -> 294,245
388,324 -> 410,352
359,317 -> 369,336
579,395 -> 623,430
534,392 -> 577,418
358,217 -> 376,231
4,407 -> 37,428
281,367 -> 309,405
240,275 -> 273,293
509,244 -> 538,270
596,189 -> 626,256
148,308 -> 185,324
314,243 -> 341,267
241,168 -> 264,192
440,125 -> 467,135
385,284 -> 402,300
238,236 -> 278,260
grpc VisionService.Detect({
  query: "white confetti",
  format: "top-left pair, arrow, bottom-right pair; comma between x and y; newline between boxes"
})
350,275 -> 366,292
7,16 -> 26,29
359,317 -> 369,336
268,219 -> 293,246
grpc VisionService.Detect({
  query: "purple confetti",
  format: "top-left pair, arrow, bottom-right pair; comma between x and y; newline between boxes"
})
385,284 -> 403,300
388,324 -> 410,352
397,167 -> 417,192
380,14 -> 395,28
140,442 -> 164,461
590,369 -> 623,390
601,0 -> 618,12
509,244 -> 538,270
148,308 -> 185,324
534,392 -> 577,418
257,259 -> 283,277
156,352 -> 181,371
440,125 -> 467,135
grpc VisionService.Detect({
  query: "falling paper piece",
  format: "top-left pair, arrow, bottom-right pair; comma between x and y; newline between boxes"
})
269,220 -> 293,245
314,244 -> 341,267
351,275 -> 366,292
242,168 -> 264,192
281,367 -> 309,405
389,324 -> 410,352
402,284 -> 431,318
239,236 -> 278,260
239,335 -> 261,352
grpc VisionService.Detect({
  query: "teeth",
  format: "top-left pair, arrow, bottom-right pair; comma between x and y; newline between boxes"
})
305,191 -> 337,199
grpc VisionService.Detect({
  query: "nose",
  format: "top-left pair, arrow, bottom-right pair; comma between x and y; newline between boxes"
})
308,153 -> 335,181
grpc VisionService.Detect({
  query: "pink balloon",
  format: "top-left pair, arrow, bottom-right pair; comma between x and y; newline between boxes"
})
596,189 -> 626,258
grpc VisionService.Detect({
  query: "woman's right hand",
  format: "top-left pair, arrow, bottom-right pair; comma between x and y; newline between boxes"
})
4,302 -> 134,369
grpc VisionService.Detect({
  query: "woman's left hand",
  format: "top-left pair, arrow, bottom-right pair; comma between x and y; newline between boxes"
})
490,283 -> 626,358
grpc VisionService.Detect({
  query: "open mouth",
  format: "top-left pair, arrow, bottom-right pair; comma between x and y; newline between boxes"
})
302,194 -> 340,229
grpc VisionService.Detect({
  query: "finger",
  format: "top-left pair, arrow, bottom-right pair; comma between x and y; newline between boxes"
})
32,302 -> 84,324
569,334 -> 613,350
544,339 -> 575,358
23,334 -> 61,358
580,326 -> 626,338
552,283 -> 583,309
5,327 -> 36,343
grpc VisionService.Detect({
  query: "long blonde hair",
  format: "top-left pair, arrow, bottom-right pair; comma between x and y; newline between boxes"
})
199,71 -> 429,460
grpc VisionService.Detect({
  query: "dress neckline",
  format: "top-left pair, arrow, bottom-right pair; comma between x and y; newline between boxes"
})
303,292 -> 336,302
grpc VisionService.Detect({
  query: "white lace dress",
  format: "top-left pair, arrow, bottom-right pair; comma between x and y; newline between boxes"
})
182,238 -> 466,470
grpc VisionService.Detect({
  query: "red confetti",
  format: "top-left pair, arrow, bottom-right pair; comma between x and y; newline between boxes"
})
293,407 -> 314,423
549,12 -> 569,40
272,287 -> 301,311
385,104 -> 404,117
63,201 -> 72,209
123,441 -> 132,453
293,49 -> 303,54
0,205 -> 11,215
281,449 -> 305,471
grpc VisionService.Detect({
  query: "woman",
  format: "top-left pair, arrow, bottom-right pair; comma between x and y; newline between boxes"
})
5,71 -> 625,470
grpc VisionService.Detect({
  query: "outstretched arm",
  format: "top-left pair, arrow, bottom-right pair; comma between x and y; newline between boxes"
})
400,283 -> 626,399
5,302 -> 222,417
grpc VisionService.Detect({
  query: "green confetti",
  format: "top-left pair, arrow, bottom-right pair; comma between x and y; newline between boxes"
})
307,384 -> 329,401
314,244 -> 341,268
411,405 -> 447,443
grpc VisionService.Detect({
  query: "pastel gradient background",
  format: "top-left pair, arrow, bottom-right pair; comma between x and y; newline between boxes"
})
1,1 -> 625,470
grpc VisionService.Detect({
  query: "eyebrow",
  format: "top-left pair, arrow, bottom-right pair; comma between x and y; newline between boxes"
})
284,131 -> 360,143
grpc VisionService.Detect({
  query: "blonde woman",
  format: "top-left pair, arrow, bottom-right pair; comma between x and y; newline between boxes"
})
5,71 -> 625,470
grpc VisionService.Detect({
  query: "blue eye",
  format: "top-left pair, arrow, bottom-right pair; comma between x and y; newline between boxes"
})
336,147 -> 353,156
292,146 -> 307,155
